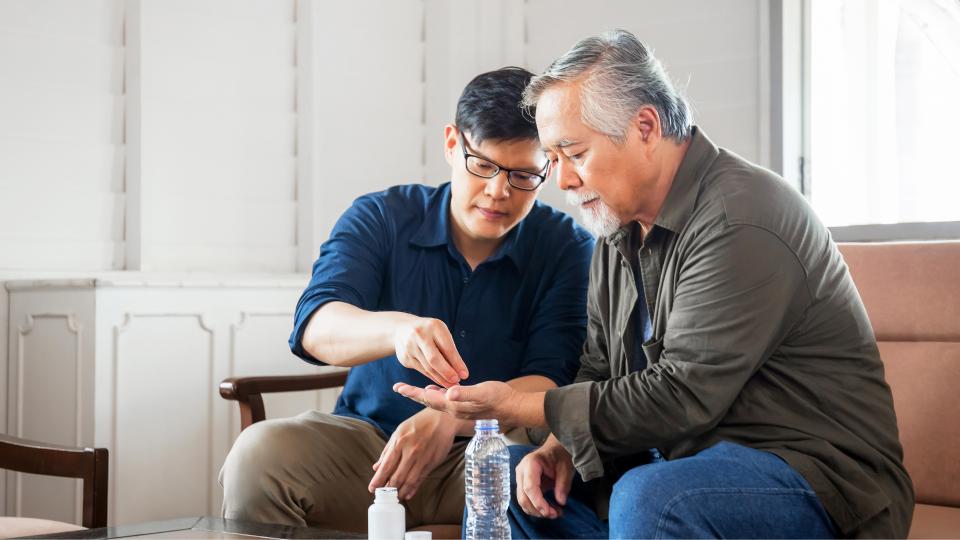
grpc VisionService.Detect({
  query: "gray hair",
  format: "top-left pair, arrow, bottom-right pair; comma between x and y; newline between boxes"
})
522,29 -> 692,143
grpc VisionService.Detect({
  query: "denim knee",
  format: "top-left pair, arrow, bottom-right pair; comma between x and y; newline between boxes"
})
608,465 -> 671,538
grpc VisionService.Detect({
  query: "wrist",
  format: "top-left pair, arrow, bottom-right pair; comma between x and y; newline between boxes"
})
543,434 -> 570,459
418,407 -> 460,436
508,389 -> 547,429
386,311 -> 415,347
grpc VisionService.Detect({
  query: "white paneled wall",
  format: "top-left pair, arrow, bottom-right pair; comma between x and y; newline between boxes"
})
302,0 -> 426,250
4,277 -> 341,525
0,0 -> 125,270
128,0 -> 298,272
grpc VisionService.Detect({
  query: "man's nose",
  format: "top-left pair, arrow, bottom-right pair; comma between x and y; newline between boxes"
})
484,171 -> 511,198
554,159 -> 581,191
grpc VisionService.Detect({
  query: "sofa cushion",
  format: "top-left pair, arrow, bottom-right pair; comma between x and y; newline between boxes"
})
0,517 -> 85,538
908,503 -> 960,539
840,242 -> 960,510
839,242 -> 960,342
879,341 -> 960,506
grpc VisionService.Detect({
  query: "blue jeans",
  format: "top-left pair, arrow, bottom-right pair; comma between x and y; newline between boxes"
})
497,441 -> 837,539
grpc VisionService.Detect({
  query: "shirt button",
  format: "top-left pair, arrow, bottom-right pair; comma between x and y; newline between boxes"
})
459,330 -> 467,338
463,276 -> 469,284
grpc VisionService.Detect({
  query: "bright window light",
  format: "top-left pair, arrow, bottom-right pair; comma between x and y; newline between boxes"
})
808,0 -> 960,226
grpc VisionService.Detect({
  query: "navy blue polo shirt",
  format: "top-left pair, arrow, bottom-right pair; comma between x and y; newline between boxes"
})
289,182 -> 594,437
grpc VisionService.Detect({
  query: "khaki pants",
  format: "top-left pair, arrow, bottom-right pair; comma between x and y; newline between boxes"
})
219,411 -> 467,532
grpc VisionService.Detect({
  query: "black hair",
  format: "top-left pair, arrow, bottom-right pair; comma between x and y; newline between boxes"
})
454,66 -> 538,145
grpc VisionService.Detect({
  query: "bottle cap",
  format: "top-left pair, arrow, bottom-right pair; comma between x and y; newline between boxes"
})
405,532 -> 432,540
374,487 -> 399,503
475,418 -> 499,430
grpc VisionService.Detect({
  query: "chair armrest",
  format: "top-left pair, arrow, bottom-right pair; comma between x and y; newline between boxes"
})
0,434 -> 108,528
219,372 -> 349,400
219,371 -> 349,431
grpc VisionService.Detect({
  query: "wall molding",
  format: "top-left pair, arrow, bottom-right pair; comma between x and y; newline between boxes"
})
14,313 -> 83,522
111,312 -> 216,517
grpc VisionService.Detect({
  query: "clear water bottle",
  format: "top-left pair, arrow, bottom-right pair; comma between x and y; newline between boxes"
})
464,419 -> 511,540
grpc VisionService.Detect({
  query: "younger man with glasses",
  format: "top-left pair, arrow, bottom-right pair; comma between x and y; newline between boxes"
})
219,67 -> 594,532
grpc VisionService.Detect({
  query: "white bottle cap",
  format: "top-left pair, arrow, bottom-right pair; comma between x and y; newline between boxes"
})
405,532 -> 432,540
374,487 -> 399,503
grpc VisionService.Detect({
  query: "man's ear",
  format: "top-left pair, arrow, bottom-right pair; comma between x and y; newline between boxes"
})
633,105 -> 661,145
443,124 -> 459,166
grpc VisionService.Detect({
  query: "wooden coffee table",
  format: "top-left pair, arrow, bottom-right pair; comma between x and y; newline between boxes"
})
21,516 -> 366,539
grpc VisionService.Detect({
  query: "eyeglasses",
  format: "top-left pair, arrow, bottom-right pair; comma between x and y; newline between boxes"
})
459,132 -> 550,191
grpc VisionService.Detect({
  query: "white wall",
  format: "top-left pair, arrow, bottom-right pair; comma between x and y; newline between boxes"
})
128,0 -> 298,272
0,0 -> 126,271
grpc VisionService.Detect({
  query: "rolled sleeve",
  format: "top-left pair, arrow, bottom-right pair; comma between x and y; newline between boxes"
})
518,234 -> 594,386
545,381 -> 605,480
289,194 -> 391,363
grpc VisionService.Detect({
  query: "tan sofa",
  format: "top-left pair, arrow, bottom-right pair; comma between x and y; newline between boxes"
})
839,241 -> 960,538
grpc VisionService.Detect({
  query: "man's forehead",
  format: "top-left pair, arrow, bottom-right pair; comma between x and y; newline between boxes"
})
534,84 -> 585,150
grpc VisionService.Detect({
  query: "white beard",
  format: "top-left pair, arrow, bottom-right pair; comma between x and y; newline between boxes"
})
566,190 -> 622,238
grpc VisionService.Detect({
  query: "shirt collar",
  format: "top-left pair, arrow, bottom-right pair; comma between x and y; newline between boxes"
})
604,125 -> 719,245
409,182 -> 529,270
654,126 -> 718,234
409,183 -> 452,248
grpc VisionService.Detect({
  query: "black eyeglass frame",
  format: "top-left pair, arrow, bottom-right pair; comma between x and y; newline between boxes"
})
458,132 -> 550,191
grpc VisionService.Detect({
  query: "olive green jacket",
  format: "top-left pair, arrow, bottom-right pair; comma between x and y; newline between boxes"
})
544,127 -> 913,537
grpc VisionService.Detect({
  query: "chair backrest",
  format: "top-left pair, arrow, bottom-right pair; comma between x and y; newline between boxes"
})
0,434 -> 108,528
838,241 -> 960,508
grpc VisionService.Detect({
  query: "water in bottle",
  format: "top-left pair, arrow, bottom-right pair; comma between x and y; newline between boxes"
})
464,419 -> 511,540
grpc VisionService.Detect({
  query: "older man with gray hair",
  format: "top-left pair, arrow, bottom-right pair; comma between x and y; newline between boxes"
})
395,29 -> 913,538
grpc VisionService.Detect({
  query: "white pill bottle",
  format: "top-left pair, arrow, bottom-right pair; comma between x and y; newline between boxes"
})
368,487 -> 405,540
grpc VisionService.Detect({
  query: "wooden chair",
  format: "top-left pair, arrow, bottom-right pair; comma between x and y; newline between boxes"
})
219,371 -> 349,431
0,433 -> 108,537
220,370 -> 462,539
